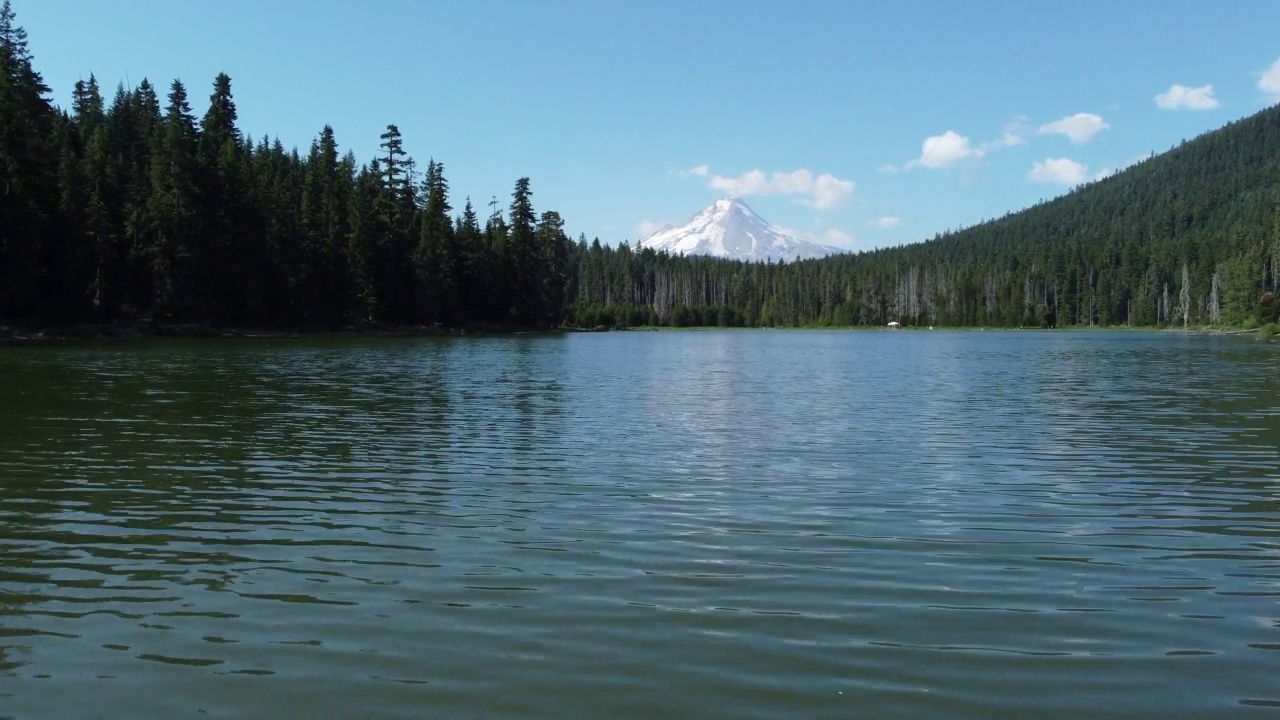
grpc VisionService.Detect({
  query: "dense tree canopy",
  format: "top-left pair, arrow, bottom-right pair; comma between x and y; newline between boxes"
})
0,1 -> 571,329
2,0 -> 1278,332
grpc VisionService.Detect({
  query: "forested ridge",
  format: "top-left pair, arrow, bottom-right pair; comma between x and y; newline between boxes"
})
572,107 -> 1280,330
3,0 -> 1279,334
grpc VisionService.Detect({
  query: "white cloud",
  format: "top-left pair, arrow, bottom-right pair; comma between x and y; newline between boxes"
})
1028,157 -> 1088,185
1038,113 -> 1110,143
870,216 -> 900,229
1092,167 -> 1117,181
635,220 -> 666,238
707,168 -> 855,210
822,229 -> 855,248
1259,57 -> 1280,103
982,131 -> 1027,150
777,225 -> 857,250
1154,84 -> 1220,111
912,130 -> 982,169
886,125 -> 1027,173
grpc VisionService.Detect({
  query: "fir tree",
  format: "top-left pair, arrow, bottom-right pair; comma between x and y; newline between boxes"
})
347,160 -> 384,322
378,123 -> 407,198
507,177 -> 537,323
146,79 -> 200,317
456,197 -> 487,324
414,159 -> 455,323
0,0 -> 55,317
534,210 -> 568,326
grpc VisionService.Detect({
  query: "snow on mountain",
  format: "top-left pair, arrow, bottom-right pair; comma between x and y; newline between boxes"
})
636,197 -> 844,263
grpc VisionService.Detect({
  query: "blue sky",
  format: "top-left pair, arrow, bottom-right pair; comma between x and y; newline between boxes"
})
16,0 -> 1280,251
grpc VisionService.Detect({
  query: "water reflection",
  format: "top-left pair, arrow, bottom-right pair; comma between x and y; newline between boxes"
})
0,331 -> 1278,719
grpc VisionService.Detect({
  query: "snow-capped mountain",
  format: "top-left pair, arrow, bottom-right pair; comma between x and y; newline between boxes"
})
637,197 -> 844,262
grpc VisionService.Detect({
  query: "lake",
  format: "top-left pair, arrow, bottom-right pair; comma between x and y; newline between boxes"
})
1,330 -> 1278,719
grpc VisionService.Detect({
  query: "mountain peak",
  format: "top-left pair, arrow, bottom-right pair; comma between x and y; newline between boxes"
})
637,198 -> 842,263
711,196 -> 758,214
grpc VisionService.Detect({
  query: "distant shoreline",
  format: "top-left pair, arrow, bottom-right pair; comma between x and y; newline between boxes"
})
0,321 -> 568,345
2,321 -> 1272,345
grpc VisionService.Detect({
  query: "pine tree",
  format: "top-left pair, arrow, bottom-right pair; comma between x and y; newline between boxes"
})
71,74 -> 103,135
370,125 -> 416,321
1219,255 -> 1259,325
455,197 -> 487,324
0,0 -> 56,317
535,210 -> 568,326
299,125 -> 351,323
51,116 -> 92,319
1270,205 -> 1280,294
68,76 -> 123,317
196,73 -> 247,321
253,136 -> 306,323
414,159 -> 455,323
199,73 -> 236,158
146,79 -> 200,317
116,80 -> 159,314
347,160 -> 384,323
378,123 -> 407,197
507,177 -> 537,322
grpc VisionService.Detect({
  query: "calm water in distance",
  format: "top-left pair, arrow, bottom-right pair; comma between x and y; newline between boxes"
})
1,330 -> 1279,719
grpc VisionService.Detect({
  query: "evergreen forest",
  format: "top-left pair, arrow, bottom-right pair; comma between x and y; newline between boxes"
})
3,1 -> 1278,334
1,2 -> 567,331
570,108 -> 1280,331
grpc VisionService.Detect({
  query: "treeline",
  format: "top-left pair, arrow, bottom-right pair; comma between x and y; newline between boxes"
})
1,1 -> 570,329
570,104 -> 1280,330
5,0 -> 1280,334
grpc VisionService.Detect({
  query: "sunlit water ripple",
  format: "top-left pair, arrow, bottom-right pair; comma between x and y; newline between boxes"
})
1,330 -> 1278,719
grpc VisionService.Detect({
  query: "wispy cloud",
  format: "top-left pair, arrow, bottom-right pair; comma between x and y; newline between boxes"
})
1259,57 -> 1280,103
1038,113 -> 1109,143
980,129 -> 1027,152
869,216 -> 900,229
1028,157 -> 1089,185
705,168 -> 856,210
1001,115 -> 1035,139
776,224 -> 857,250
822,229 -> 855,248
676,164 -> 709,178
884,124 -> 1025,173
1154,84 -> 1220,111
635,220 -> 667,238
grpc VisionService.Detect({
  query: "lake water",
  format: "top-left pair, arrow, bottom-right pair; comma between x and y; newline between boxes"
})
1,330 -> 1278,719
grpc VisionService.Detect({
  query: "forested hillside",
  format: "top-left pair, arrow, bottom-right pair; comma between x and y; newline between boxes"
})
571,108 -> 1280,329
4,0 -> 1278,333
1,1 -> 569,330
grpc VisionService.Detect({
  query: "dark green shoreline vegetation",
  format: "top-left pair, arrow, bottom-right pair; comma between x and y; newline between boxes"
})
3,1 -> 1279,338
1,2 -> 569,333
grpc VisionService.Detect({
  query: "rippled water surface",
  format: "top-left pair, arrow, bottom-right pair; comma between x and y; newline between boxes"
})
2,330 -> 1279,719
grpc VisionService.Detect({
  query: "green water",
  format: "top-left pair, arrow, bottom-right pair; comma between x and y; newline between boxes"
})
1,331 -> 1278,719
